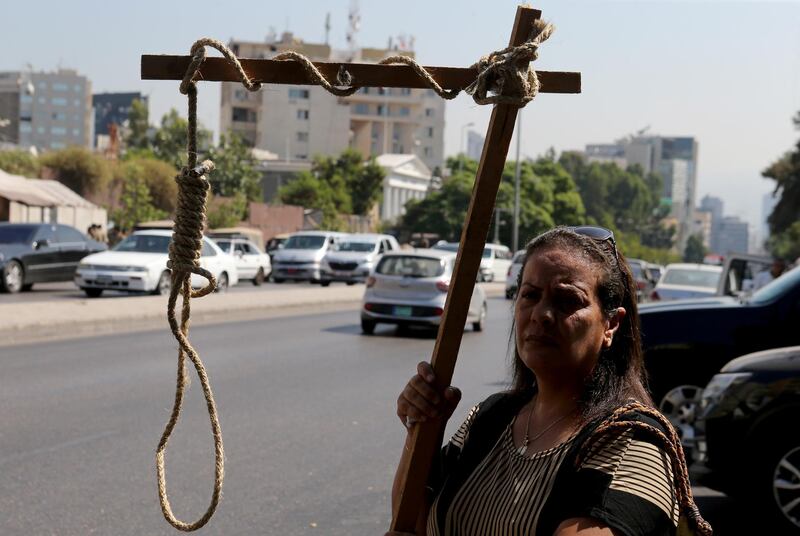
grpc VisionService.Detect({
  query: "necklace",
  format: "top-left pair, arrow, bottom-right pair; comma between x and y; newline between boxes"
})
517,403 -> 575,456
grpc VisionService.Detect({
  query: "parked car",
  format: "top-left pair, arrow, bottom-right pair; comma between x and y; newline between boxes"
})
265,233 -> 289,264
638,263 -> 800,448
0,222 -> 106,293
627,257 -> 657,303
716,253 -> 772,298
432,241 -> 512,282
649,263 -> 723,301
320,233 -> 400,286
505,250 -> 526,299
271,231 -> 348,284
648,263 -> 664,283
212,236 -> 271,285
360,249 -> 487,335
693,346 -> 800,532
74,230 -> 238,297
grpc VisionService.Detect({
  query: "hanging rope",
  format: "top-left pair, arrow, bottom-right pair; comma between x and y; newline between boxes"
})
576,401 -> 714,536
156,20 -> 554,531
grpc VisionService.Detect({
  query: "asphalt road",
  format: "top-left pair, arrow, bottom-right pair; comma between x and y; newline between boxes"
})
1,296 -> 745,535
0,279 -> 332,304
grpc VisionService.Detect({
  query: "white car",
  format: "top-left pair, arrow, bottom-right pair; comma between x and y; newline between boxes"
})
74,230 -> 238,298
432,241 -> 511,282
360,249 -> 487,335
650,263 -> 723,301
505,250 -> 526,299
320,233 -> 400,286
272,231 -> 348,284
212,237 -> 271,285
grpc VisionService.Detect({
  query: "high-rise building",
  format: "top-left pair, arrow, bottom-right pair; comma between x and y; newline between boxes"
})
219,32 -> 445,173
586,135 -> 699,249
0,69 -> 93,152
92,92 -> 147,146
716,216 -> 749,255
699,195 -> 724,253
466,130 -> 485,161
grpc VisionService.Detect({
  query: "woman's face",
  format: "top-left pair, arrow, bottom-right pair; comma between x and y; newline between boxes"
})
515,246 -> 624,385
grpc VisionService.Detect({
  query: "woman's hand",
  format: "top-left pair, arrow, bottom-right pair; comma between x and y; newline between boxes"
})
397,361 -> 461,428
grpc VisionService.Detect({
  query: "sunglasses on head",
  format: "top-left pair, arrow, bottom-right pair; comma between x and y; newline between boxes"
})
567,226 -> 619,264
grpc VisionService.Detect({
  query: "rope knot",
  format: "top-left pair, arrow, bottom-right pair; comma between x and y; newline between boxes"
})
466,19 -> 554,106
180,37 -> 262,95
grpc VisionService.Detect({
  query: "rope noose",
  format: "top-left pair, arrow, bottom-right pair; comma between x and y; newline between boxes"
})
155,22 -> 554,529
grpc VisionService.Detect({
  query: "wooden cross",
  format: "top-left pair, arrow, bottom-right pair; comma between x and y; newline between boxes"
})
141,5 -> 580,533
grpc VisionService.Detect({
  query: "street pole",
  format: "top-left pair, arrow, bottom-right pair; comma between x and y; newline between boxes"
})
512,111 -> 522,252
494,208 -> 501,243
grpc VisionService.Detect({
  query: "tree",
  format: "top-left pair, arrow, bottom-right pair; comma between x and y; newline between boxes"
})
683,234 -> 707,263
151,109 -> 211,169
762,110 -> 800,260
114,158 -> 177,213
276,172 -> 344,230
207,192 -> 248,229
40,147 -> 111,196
347,155 -> 385,215
205,133 -> 262,201
111,163 -> 167,233
126,98 -> 150,150
0,150 -> 40,177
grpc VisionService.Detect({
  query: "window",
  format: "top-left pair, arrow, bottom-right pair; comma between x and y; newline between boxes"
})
72,128 -> 80,136
424,146 -> 432,157
38,97 -> 47,104
399,107 -> 410,117
232,107 -> 256,122
51,112 -> 66,120
52,82 -> 69,91
295,154 -> 308,160
56,225 -> 86,243
37,82 -> 47,90
36,126 -> 45,134
400,88 -> 411,96
378,87 -> 387,96
19,123 -> 32,133
234,89 -> 249,100
353,103 -> 369,115
427,127 -> 434,138
51,126 -> 67,135
296,109 -> 309,120
73,84 -> 82,92
425,108 -> 434,117
20,94 -> 32,104
288,88 -> 310,99
201,240 -> 217,257
296,132 -> 309,142
52,97 -> 68,106
50,141 -> 65,149
73,99 -> 81,107
376,105 -> 385,116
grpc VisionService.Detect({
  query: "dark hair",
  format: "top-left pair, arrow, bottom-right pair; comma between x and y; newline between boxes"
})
509,227 -> 653,424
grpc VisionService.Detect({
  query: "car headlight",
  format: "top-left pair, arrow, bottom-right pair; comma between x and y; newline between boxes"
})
700,372 -> 752,412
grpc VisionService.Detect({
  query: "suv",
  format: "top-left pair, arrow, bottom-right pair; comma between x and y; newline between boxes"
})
320,233 -> 400,286
272,231 -> 348,284
693,346 -> 800,532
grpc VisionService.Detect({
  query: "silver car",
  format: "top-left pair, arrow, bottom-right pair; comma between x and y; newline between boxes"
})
360,249 -> 487,335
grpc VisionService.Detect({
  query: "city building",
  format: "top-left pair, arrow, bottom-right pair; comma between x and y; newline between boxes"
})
0,69 -> 92,152
716,216 -> 749,255
466,130 -> 485,161
586,134 -> 699,249
92,92 -> 147,148
219,32 -> 445,173
690,210 -> 713,249
375,153 -> 433,222
699,195 -> 724,253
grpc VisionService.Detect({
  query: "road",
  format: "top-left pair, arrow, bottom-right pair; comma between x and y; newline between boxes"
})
1,296 -> 745,535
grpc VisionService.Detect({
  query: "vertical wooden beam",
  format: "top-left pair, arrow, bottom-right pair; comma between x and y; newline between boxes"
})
389,6 -> 541,533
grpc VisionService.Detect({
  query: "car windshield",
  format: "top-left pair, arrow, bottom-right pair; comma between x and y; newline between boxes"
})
284,235 -> 326,250
628,263 -> 643,279
661,268 -> 721,288
113,234 -> 171,254
376,256 -> 445,278
482,248 -> 492,258
336,241 -> 376,252
0,225 -> 38,244
748,264 -> 800,304
432,242 -> 459,252
512,251 -> 525,264
215,240 -> 232,252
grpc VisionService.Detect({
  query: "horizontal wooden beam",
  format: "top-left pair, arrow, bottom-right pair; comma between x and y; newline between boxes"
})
141,55 -> 581,94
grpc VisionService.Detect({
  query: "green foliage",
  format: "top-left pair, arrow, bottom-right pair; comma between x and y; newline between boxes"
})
617,232 -> 680,265
40,147 -> 111,196
276,172 -> 345,230
683,234 -> 708,263
207,192 -> 248,229
151,109 -> 211,169
205,133 -> 262,201
762,111 -> 800,260
111,163 -> 167,232
115,158 -> 177,213
126,98 -> 150,150
0,150 -> 40,177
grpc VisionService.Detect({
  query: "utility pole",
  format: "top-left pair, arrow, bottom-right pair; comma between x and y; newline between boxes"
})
512,111 -> 522,252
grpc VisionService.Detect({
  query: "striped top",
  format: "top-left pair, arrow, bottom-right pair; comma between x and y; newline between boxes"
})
427,404 -> 679,536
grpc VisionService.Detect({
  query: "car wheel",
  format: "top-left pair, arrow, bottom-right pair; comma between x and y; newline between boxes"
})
505,288 -> 515,300
273,278 -> 285,284
84,288 -> 103,298
473,302 -> 487,332
215,272 -> 229,293
21,283 -> 34,291
320,281 -> 331,287
152,271 -> 172,296
1,260 -> 23,293
361,319 -> 376,335
253,268 -> 265,286
754,429 -> 800,531
346,281 -> 356,286
658,384 -> 703,450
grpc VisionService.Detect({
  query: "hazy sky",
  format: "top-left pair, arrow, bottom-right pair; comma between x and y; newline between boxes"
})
2,0 -> 799,231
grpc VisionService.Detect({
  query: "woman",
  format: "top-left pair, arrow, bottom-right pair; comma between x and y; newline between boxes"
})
390,227 -> 710,536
